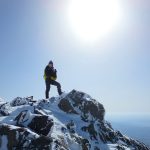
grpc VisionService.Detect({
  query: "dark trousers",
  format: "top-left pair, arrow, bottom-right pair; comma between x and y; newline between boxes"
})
45,79 -> 62,99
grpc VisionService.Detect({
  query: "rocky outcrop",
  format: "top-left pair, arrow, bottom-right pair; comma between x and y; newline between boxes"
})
28,115 -> 53,136
0,124 -> 52,150
0,98 -> 9,116
14,110 -> 54,136
58,98 -> 78,114
58,90 -> 105,121
0,90 -> 149,150
10,96 -> 35,107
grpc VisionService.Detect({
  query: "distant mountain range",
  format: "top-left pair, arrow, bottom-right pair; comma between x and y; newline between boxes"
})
0,90 -> 149,150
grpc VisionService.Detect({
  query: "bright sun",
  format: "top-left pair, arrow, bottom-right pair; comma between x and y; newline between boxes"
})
67,0 -> 122,42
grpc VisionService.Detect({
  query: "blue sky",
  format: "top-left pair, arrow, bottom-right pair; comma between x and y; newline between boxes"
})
0,0 -> 150,113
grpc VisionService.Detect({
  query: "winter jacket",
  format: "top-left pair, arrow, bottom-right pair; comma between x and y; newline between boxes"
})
44,65 -> 57,80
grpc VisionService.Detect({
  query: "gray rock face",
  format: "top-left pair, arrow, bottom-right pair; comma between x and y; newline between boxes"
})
10,96 -> 35,107
0,90 -> 150,150
58,98 -> 78,114
28,115 -> 53,136
0,100 -> 9,116
14,110 -> 54,136
58,90 -> 105,121
0,124 -> 52,149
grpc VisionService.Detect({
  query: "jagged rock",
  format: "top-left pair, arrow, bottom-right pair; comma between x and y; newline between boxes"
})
0,90 -> 150,150
81,139 -> 90,150
69,134 -> 90,150
66,120 -> 76,133
28,115 -> 53,136
81,123 -> 98,140
58,98 -> 78,114
14,110 -> 31,126
59,90 -> 105,121
14,110 -> 54,136
11,97 -> 29,106
37,99 -> 51,108
87,122 -> 98,140
10,96 -> 35,107
30,135 -> 52,149
0,98 -> 10,116
0,102 -> 9,116
0,124 -> 39,149
0,124 -> 53,149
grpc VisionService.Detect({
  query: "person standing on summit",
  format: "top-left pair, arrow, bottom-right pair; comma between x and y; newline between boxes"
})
44,61 -> 62,99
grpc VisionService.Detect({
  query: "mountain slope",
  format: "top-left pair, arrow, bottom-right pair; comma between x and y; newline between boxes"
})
0,90 -> 149,150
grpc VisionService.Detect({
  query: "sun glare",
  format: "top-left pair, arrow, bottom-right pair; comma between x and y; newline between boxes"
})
67,0 -> 122,43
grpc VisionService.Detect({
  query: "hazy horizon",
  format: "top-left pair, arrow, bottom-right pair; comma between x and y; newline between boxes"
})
106,113 -> 150,146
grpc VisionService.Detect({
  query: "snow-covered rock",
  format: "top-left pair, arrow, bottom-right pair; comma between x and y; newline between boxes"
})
0,90 -> 149,150
14,110 -> 54,136
0,98 -> 10,116
58,90 -> 105,121
10,96 -> 35,107
0,123 -> 52,149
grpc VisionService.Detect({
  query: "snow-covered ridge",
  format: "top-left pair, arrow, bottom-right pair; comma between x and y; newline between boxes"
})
0,90 -> 149,150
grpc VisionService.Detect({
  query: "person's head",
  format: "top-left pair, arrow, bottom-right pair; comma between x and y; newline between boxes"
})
48,60 -> 53,67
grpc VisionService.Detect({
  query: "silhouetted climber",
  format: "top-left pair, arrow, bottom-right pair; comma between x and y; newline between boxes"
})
44,61 -> 62,99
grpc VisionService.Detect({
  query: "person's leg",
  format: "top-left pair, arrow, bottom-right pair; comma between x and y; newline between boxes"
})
45,79 -> 51,98
50,80 -> 62,95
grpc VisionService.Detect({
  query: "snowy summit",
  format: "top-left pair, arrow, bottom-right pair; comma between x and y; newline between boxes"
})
0,90 -> 149,150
